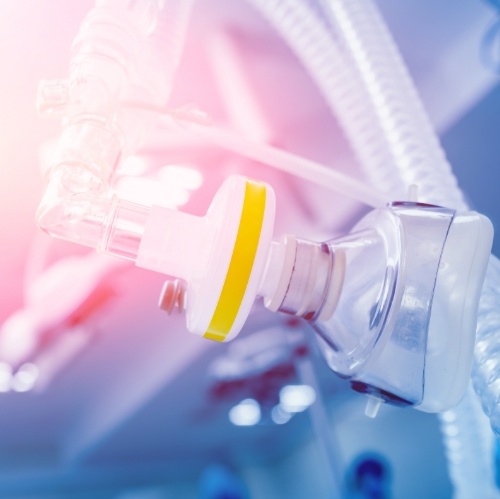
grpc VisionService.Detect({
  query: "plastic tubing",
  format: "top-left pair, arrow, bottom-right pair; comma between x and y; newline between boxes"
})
188,124 -> 388,208
36,0 -> 194,259
440,385 -> 499,499
247,0 -> 500,494
247,0 -> 405,200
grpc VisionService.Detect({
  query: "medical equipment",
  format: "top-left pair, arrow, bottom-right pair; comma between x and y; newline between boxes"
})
34,2 -> 499,494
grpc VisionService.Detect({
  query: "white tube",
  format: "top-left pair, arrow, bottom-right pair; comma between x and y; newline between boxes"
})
247,0 -> 500,495
319,0 -> 467,210
188,125 -> 388,208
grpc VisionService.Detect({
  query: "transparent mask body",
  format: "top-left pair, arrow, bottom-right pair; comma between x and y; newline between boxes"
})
312,223 -> 399,379
267,204 -> 455,407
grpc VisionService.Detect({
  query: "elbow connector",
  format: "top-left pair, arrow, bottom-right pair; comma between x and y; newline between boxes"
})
37,163 -> 114,249
36,117 -> 123,246
36,0 -> 196,253
37,162 -> 149,262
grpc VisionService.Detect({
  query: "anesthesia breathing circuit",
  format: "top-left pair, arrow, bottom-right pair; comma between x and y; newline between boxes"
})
34,0 -> 498,446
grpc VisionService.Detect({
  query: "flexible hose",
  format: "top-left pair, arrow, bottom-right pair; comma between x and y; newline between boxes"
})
247,0 -> 406,198
318,0 -> 467,210
473,255 -> 500,434
440,385 -> 498,499
248,0 -> 500,495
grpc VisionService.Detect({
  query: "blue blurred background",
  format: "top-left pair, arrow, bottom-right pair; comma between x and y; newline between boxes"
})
0,0 -> 498,498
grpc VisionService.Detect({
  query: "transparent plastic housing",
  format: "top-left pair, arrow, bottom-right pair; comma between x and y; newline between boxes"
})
38,165 -> 111,247
312,225 -> 398,378
36,0 -> 194,256
263,204 -> 456,407
37,163 -> 149,260
314,204 -> 455,405
102,199 -> 149,260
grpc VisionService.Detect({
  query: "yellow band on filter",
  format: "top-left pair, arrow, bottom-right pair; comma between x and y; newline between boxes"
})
204,181 -> 266,341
